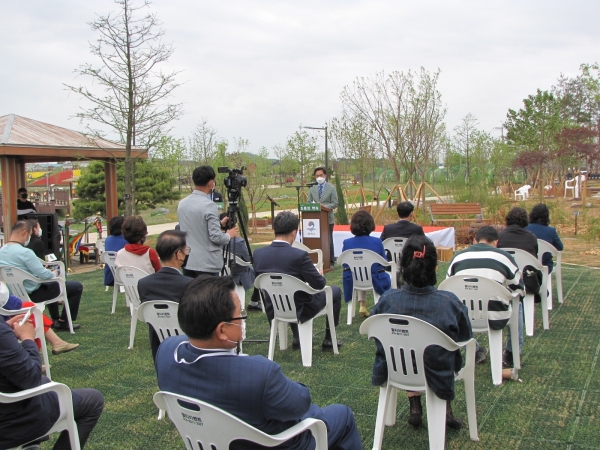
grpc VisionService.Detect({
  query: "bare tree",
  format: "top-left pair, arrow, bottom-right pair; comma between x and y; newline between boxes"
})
452,113 -> 478,184
65,0 -> 182,215
188,118 -> 218,165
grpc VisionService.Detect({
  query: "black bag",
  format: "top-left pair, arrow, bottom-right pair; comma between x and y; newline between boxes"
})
523,265 -> 543,302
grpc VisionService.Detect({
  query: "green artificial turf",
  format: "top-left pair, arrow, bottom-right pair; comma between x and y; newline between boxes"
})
42,262 -> 600,449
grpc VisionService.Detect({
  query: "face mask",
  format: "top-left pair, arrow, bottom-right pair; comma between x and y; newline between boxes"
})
316,177 -> 326,185
37,228 -> 42,238
226,320 -> 246,341
24,236 -> 31,247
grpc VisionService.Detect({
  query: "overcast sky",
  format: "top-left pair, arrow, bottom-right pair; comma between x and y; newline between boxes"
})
2,0 -> 599,157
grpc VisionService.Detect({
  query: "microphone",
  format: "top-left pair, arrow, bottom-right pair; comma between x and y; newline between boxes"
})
306,182 -> 318,187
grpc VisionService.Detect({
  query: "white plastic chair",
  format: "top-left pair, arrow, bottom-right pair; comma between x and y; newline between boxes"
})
116,265 -> 150,349
360,314 -> 478,450
292,240 -> 324,272
564,178 -> 576,198
338,249 -> 395,325
0,266 -> 74,334
254,273 -> 338,367
153,391 -> 328,450
101,251 -> 127,312
503,248 -> 549,336
0,304 -> 52,379
382,237 -> 407,267
439,276 -> 521,384
514,184 -> 531,201
537,239 -> 564,307
2,382 -> 81,450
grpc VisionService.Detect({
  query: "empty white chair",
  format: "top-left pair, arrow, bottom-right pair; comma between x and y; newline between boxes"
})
564,178 -> 576,198
502,248 -> 549,336
0,266 -> 75,334
292,240 -> 324,272
0,303 -> 52,379
1,382 -> 81,450
514,184 -> 531,201
382,237 -> 407,267
360,314 -> 478,450
337,249 -> 395,325
254,273 -> 338,367
101,251 -> 126,312
537,239 -> 564,307
439,276 -> 521,384
116,265 -> 150,349
153,391 -> 327,450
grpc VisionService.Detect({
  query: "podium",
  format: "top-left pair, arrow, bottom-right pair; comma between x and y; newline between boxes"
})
299,203 -> 332,273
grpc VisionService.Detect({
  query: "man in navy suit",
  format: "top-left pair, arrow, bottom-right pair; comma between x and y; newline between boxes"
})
253,211 -> 343,350
138,230 -> 193,361
156,276 -> 362,450
380,201 -> 425,241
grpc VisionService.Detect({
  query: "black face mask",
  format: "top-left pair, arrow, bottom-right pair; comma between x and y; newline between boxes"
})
20,194 -> 27,199
182,253 -> 189,268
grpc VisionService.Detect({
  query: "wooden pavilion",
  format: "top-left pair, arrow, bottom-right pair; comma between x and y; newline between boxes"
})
0,114 -> 146,234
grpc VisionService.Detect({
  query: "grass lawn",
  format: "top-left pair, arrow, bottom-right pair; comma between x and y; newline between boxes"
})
44,261 -> 600,449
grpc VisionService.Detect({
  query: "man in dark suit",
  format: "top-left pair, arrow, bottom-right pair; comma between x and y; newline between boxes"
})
0,314 -> 103,449
253,211 -> 343,350
380,201 -> 425,241
156,276 -> 362,450
307,167 -> 338,267
138,230 -> 193,361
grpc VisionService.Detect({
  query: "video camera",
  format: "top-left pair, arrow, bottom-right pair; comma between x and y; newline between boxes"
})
218,166 -> 247,203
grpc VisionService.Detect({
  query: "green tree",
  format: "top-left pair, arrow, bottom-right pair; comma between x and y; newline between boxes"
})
334,170 -> 348,225
74,160 -> 178,219
151,135 -> 186,191
286,130 -> 318,185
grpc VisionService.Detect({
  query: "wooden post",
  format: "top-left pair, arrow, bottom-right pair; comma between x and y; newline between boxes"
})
1,156 -> 18,235
104,161 -> 118,222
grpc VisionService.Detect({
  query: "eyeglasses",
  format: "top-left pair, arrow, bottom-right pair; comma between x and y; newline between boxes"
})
225,311 -> 248,322
177,246 -> 191,255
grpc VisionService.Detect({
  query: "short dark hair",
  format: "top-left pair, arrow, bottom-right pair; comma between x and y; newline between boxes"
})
273,211 -> 299,236
350,210 -> 375,236
18,187 -> 27,194
108,216 -> 125,236
178,276 -> 237,340
122,215 -> 148,244
313,167 -> 327,176
192,165 -> 216,187
156,230 -> 187,261
475,226 -> 499,243
529,203 -> 550,226
505,207 -> 528,228
400,235 -> 437,288
12,220 -> 32,234
396,201 -> 414,219
26,219 -> 39,230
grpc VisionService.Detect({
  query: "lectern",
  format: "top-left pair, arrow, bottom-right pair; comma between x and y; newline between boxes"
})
299,203 -> 332,273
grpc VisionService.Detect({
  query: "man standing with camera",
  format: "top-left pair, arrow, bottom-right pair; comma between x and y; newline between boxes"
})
178,165 -> 238,278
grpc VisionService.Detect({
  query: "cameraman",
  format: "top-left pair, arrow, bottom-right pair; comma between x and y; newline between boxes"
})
177,166 -> 238,278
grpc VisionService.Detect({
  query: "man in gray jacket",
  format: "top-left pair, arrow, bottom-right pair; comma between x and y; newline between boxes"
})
307,167 -> 338,267
177,165 -> 238,277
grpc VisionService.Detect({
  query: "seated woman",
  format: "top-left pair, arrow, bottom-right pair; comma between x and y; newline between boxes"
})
0,282 -> 78,355
526,203 -> 563,272
371,234 -> 472,429
342,210 -> 391,317
103,216 -> 127,287
115,216 -> 161,274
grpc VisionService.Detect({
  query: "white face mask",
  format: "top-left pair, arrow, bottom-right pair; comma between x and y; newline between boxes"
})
37,228 -> 42,238
316,177 -> 326,185
226,320 -> 246,342
24,236 -> 31,246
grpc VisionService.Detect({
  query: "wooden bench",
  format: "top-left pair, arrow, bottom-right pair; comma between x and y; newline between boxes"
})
429,202 -> 489,226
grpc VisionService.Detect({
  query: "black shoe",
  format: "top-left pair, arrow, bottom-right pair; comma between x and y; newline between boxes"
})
502,350 -> 514,368
322,338 -> 343,350
408,395 -> 422,427
292,338 -> 301,350
446,402 -> 464,429
475,346 -> 488,364
53,321 -> 81,331
246,302 -> 262,311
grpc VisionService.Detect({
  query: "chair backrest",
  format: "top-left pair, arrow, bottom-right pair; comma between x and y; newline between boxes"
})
0,266 -> 37,301
502,248 -> 544,272
96,238 -> 105,253
137,301 -> 182,343
382,237 -> 407,265
100,251 -> 119,282
338,249 -> 391,290
254,273 -> 321,322
438,276 -> 513,333
116,266 -> 149,308
292,240 -> 323,271
359,314 -> 462,391
154,391 -> 327,450
536,239 -> 558,265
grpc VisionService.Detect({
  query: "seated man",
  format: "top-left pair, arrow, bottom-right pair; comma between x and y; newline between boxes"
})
447,226 -> 525,365
137,230 -> 193,361
156,276 -> 362,450
0,221 -> 83,331
0,313 -> 103,449
380,201 -> 425,241
253,211 -> 343,350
